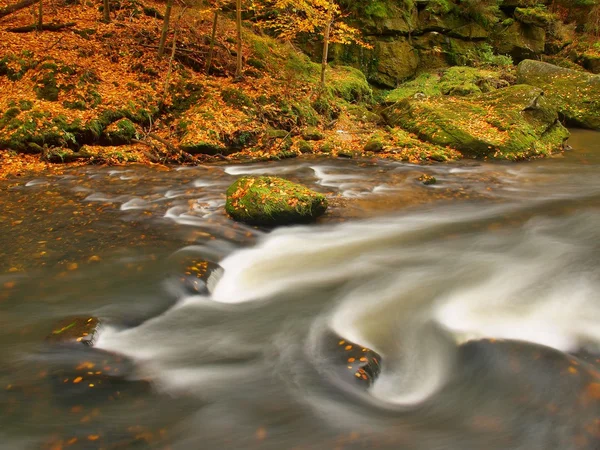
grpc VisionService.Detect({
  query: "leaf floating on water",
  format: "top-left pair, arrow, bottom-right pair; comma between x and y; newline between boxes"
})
52,322 -> 76,335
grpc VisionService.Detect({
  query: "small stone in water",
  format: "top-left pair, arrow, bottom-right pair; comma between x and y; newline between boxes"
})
418,174 -> 437,185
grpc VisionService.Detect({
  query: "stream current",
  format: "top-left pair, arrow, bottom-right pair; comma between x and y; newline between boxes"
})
0,129 -> 599,449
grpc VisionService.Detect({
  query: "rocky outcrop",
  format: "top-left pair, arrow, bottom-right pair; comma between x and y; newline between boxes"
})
517,59 -> 600,130
225,176 -> 328,226
495,21 -> 546,61
327,0 -> 596,87
383,84 -> 569,160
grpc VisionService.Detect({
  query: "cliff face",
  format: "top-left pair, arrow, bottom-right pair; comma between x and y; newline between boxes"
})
323,0 -> 595,88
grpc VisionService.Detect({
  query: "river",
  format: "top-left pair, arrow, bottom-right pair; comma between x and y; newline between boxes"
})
0,129 -> 599,449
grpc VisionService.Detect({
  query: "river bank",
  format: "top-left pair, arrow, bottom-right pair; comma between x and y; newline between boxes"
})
2,0 -> 599,179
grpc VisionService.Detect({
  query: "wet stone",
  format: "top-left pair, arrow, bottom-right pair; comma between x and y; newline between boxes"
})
45,316 -> 101,346
418,174 -> 437,185
323,331 -> 382,388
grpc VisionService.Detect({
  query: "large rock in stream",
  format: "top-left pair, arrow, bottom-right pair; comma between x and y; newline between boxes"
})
517,59 -> 600,130
383,84 -> 569,160
225,176 -> 328,226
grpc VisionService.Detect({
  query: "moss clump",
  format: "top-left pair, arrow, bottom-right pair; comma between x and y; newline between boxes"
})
438,66 -> 506,96
225,176 -> 328,226
383,84 -> 570,160
326,66 -> 373,103
514,6 -> 556,27
35,70 -> 60,101
221,88 -> 253,109
364,139 -> 384,152
103,118 -> 137,145
297,139 -> 313,154
302,127 -> 324,141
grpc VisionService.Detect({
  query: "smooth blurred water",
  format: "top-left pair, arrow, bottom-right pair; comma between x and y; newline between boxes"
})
0,129 -> 599,449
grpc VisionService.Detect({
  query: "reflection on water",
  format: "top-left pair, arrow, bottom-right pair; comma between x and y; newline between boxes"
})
0,130 -> 599,449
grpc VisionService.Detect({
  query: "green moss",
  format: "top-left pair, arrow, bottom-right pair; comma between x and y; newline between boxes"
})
517,59 -> 600,130
297,139 -> 313,154
18,100 -> 33,111
364,138 -> 384,152
0,107 -> 21,129
383,84 -> 569,159
225,176 -> 328,226
0,54 -> 36,81
326,66 -> 373,103
385,72 -> 442,103
103,118 -> 137,145
302,127 -> 324,141
221,88 -> 253,109
514,6 -> 556,27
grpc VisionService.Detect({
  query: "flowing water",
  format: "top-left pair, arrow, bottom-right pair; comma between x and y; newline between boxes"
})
0,129 -> 599,449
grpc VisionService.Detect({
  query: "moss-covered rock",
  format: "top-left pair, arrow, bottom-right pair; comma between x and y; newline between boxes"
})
514,6 -> 556,27
302,127 -> 324,141
225,176 -> 327,226
385,67 -> 511,104
438,66 -> 509,96
417,174 -> 437,185
297,139 -> 313,154
103,118 -> 137,145
364,138 -> 384,152
327,66 -> 373,102
384,72 -> 442,104
383,84 -> 570,160
516,59 -> 600,130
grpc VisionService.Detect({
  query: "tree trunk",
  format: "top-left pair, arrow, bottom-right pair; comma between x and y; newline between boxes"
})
235,0 -> 242,78
0,0 -> 40,20
320,18 -> 332,91
37,0 -> 42,29
8,21 -> 75,32
102,0 -> 110,23
158,0 -> 173,57
206,11 -> 218,75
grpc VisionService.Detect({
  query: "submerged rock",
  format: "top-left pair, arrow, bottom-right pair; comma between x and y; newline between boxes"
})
225,176 -> 327,226
45,316 -> 101,346
323,331 -> 382,388
418,174 -> 437,185
516,59 -> 600,130
383,84 -> 569,160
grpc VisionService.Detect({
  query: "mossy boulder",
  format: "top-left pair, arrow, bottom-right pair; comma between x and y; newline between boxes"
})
103,118 -> 137,145
302,127 -> 324,141
385,67 -> 511,104
297,139 -> 313,154
364,138 -> 384,152
383,84 -> 570,160
516,59 -> 600,130
514,6 -> 556,27
225,176 -> 328,226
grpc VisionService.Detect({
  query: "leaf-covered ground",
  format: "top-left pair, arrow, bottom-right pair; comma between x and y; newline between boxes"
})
0,0 -> 467,179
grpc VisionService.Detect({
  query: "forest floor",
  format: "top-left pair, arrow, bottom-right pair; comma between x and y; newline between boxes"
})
3,0 -> 598,181
0,0 -> 467,180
